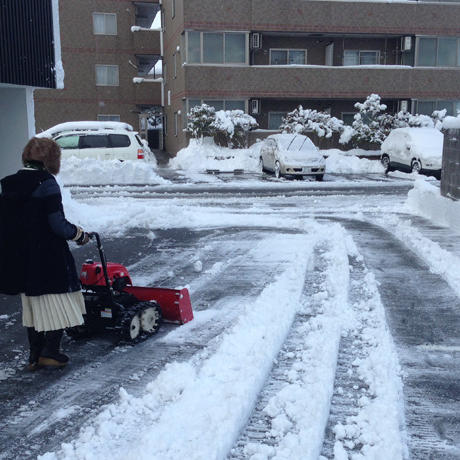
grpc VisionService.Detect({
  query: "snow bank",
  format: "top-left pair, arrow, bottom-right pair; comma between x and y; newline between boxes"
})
59,157 -> 168,186
169,138 -> 260,172
406,178 -> 460,233
325,151 -> 384,174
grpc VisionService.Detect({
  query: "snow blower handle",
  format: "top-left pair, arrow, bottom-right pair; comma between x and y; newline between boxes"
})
89,232 -> 113,296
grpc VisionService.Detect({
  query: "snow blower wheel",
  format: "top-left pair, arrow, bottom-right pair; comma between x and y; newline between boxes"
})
121,309 -> 142,342
140,302 -> 162,334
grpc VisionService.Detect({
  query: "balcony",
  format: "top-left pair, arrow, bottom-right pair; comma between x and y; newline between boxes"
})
133,79 -> 161,105
183,65 -> 460,100
131,29 -> 161,54
183,0 -> 460,36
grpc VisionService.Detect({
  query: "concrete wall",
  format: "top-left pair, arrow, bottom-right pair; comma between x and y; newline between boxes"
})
441,129 -> 460,200
0,86 -> 35,177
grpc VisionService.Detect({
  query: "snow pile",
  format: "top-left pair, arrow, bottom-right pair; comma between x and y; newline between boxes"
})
169,138 -> 260,172
442,115 -> 460,130
59,157 -> 169,186
325,151 -> 384,174
406,178 -> 460,233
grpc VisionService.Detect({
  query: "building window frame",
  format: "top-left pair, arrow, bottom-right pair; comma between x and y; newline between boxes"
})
174,112 -> 178,136
268,112 -> 286,130
269,49 -> 307,66
185,31 -> 249,66
415,99 -> 460,116
186,99 -> 247,113
416,36 -> 460,67
92,12 -> 117,36
172,0 -> 176,18
97,114 -> 121,122
341,112 -> 356,126
343,50 -> 380,66
95,64 -> 119,86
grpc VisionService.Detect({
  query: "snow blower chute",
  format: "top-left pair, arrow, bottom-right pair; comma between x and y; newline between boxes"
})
67,233 -> 193,341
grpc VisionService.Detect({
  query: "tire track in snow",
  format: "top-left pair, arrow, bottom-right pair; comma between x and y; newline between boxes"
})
228,243 -> 329,459
228,234 -> 350,460
320,253 -> 406,459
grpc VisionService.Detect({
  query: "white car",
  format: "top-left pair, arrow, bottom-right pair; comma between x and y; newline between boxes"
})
259,133 -> 325,180
40,121 -> 150,161
381,127 -> 443,179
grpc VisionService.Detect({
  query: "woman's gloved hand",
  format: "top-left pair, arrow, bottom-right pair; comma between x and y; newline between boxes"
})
73,226 -> 90,246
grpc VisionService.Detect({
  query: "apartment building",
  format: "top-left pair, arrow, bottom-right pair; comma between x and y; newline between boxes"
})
161,0 -> 460,155
34,0 -> 162,146
1,0 -> 61,175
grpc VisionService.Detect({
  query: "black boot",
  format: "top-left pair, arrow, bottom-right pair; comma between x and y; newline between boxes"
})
26,327 -> 45,371
38,329 -> 69,367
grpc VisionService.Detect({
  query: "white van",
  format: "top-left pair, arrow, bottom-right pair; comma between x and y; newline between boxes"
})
39,121 -> 151,161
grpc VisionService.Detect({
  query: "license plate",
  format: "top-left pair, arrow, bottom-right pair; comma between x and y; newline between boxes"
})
100,308 -> 112,318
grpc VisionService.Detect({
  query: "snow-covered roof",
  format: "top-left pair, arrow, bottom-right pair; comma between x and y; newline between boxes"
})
36,121 -> 134,138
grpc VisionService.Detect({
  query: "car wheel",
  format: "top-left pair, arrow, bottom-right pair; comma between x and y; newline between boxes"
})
411,159 -> 421,174
274,161 -> 281,179
381,154 -> 390,173
315,174 -> 324,182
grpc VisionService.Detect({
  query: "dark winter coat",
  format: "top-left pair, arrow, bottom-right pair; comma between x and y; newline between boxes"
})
0,169 -> 81,296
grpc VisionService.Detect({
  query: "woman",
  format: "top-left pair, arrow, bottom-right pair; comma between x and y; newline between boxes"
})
0,137 -> 90,370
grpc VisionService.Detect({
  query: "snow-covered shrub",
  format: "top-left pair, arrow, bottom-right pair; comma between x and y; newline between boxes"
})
391,111 -> 435,129
350,94 -> 391,145
185,104 -> 217,139
213,110 -> 258,148
281,106 -> 344,139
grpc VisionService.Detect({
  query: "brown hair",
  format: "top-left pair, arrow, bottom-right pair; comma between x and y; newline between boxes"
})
22,137 -> 61,175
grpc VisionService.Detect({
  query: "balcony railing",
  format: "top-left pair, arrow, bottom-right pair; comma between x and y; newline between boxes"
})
184,65 -> 460,100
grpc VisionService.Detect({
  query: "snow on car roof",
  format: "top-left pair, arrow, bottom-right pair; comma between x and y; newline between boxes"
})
53,129 -> 138,137
36,121 -> 134,138
268,133 -> 317,151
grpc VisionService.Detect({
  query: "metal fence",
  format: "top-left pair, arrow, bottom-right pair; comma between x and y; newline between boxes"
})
441,129 -> 460,200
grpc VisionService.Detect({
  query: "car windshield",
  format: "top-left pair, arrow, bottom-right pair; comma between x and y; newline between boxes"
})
276,134 -> 316,153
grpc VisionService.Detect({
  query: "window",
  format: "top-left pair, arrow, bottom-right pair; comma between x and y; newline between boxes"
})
186,31 -> 247,64
97,114 -> 120,122
93,13 -> 117,35
95,65 -> 119,86
109,134 -> 131,148
55,135 -> 79,149
187,99 -> 246,113
79,135 -> 109,149
268,112 -> 286,130
270,49 -> 306,65
172,0 -> 175,18
417,37 -> 460,67
417,100 -> 460,116
174,112 -> 178,136
342,113 -> 355,126
343,50 -> 379,66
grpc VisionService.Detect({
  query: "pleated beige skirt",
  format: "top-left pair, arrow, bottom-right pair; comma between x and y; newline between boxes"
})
22,291 -> 86,332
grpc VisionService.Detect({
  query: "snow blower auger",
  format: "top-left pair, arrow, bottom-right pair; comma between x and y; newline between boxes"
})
67,233 -> 193,342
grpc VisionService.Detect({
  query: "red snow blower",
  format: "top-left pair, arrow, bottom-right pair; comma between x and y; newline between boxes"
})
67,233 -> 193,342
